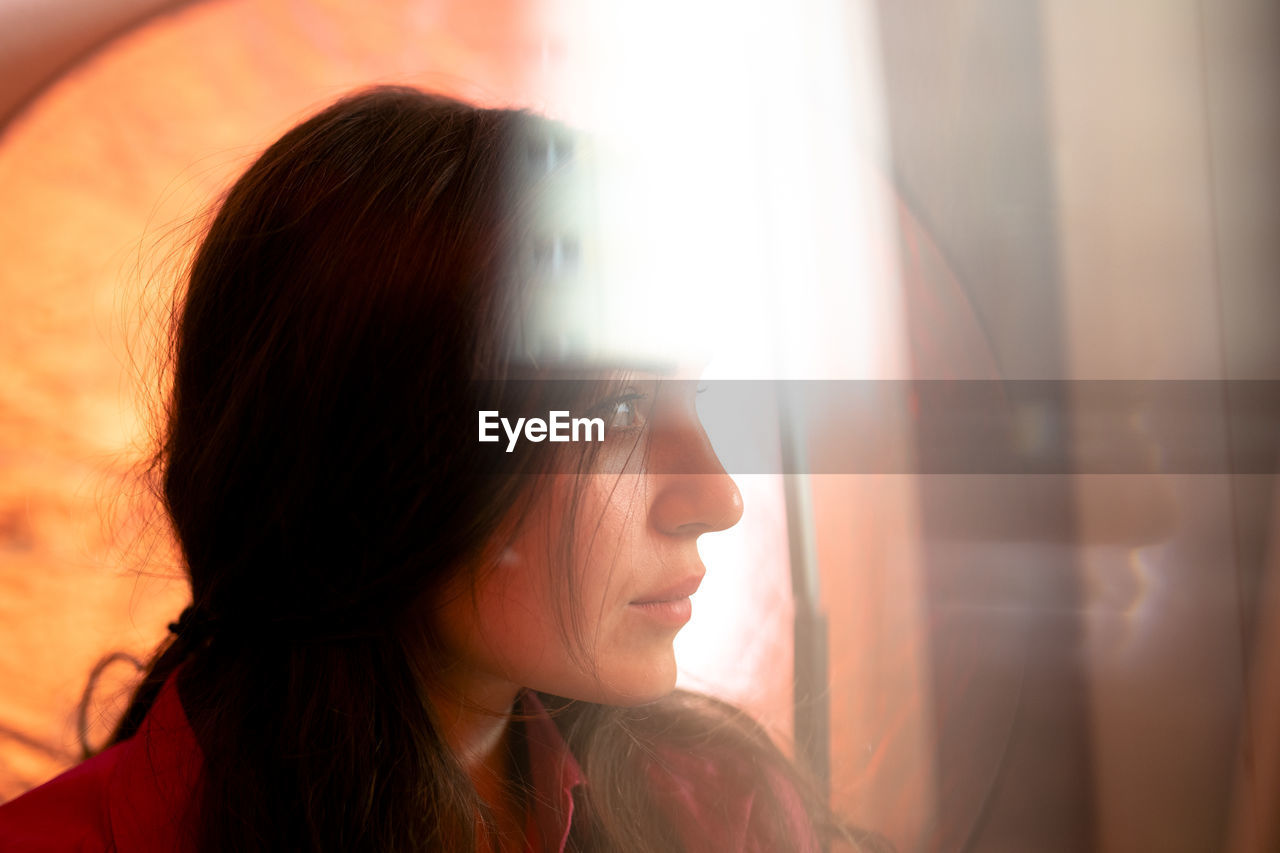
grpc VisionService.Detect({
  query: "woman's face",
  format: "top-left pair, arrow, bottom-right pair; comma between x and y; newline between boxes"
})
431,377 -> 743,706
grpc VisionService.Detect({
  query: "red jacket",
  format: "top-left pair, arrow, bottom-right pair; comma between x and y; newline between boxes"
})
0,675 -> 817,852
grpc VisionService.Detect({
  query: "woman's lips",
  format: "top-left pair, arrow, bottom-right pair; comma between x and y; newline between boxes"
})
630,573 -> 704,605
627,597 -> 693,627
628,573 -> 703,628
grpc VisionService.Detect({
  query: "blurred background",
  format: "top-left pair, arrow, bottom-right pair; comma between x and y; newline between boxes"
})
0,1 -> 1277,851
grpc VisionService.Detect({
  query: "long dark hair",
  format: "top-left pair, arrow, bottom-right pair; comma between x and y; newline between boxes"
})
103,86 -> 873,852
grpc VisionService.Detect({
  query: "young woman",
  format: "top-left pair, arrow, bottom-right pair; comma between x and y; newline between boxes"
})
0,86 -> 872,852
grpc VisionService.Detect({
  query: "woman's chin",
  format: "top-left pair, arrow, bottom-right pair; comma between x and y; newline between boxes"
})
592,657 -> 679,706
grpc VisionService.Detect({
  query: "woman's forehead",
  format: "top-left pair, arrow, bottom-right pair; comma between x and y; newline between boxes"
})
530,358 -> 707,380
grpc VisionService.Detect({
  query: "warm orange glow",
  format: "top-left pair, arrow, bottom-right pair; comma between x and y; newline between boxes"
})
0,0 -> 581,800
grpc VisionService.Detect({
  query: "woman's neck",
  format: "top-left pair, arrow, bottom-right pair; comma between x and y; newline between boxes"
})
426,669 -> 528,849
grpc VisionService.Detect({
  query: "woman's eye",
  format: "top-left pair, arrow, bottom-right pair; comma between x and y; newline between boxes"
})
600,393 -> 647,430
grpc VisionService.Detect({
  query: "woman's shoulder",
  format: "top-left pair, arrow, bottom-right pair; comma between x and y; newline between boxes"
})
636,692 -> 824,853
0,744 -> 125,851
646,738 -> 821,853
0,674 -> 203,853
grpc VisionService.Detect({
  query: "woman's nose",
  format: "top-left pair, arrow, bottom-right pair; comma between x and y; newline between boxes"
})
648,421 -> 745,536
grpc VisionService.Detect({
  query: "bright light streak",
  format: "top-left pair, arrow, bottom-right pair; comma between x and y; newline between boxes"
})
533,0 -> 903,380
531,0 -> 905,704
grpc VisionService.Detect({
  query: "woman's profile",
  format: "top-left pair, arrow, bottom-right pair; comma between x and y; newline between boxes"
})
0,86 -> 873,852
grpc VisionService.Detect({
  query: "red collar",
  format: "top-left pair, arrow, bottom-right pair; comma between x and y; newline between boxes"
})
107,675 -> 204,851
106,676 -> 586,852
517,691 -> 585,852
